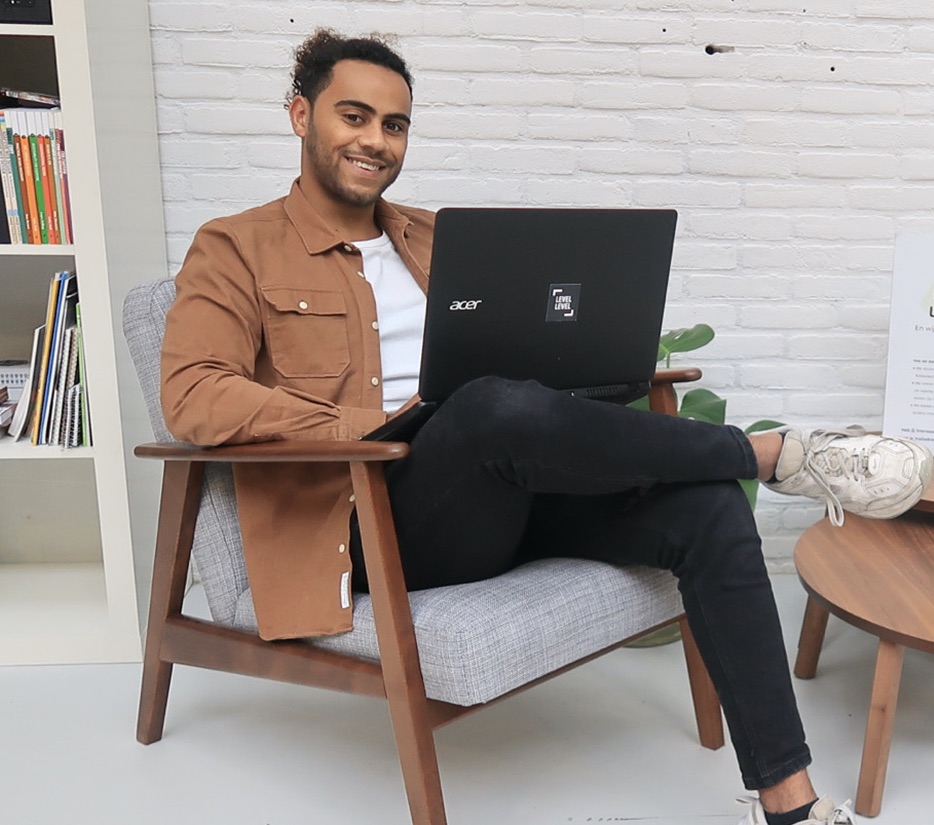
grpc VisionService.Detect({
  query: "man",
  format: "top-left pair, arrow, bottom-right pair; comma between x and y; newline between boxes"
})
162,29 -> 931,825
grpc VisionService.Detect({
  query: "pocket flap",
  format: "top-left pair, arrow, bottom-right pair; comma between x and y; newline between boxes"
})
262,287 -> 347,316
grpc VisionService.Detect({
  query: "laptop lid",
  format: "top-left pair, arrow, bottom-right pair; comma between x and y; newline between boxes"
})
417,207 -> 677,403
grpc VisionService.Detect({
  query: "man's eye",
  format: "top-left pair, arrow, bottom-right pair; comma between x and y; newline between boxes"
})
386,121 -> 407,134
344,113 -> 363,124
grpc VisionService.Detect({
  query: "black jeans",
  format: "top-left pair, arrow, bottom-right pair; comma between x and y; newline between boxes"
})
349,376 -> 812,790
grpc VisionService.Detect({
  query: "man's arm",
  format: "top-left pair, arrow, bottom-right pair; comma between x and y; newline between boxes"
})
160,219 -> 386,446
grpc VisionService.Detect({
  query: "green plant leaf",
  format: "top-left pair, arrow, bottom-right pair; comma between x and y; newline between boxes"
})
678,388 -> 726,425
738,478 -> 760,510
657,324 -> 715,366
744,419 -> 785,435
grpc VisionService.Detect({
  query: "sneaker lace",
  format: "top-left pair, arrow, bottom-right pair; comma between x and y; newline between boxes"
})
827,799 -> 857,824
800,426 -> 870,527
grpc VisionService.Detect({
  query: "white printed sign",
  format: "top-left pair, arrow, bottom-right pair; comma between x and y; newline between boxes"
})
883,235 -> 934,448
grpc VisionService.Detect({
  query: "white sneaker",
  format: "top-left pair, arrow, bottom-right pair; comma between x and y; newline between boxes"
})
737,795 -> 857,824
765,426 -> 933,526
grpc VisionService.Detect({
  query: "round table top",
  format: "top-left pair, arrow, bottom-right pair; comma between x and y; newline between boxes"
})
795,490 -> 934,654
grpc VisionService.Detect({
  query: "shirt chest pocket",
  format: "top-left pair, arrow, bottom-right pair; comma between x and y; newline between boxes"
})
261,287 -> 351,378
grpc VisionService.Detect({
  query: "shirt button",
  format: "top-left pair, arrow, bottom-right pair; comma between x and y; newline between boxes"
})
357,270 -> 366,278
349,494 -> 356,503
371,377 -> 380,387
343,244 -> 355,253
339,543 -> 346,554
371,320 -> 379,331
298,300 -> 308,310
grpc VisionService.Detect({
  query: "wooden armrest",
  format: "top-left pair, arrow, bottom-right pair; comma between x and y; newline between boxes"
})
652,368 -> 703,386
648,368 -> 703,417
134,439 -> 409,463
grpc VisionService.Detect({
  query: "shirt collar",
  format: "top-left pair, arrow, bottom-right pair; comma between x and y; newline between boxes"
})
283,178 -> 413,255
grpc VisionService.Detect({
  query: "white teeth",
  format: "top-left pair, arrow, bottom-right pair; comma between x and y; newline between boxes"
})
351,159 -> 380,172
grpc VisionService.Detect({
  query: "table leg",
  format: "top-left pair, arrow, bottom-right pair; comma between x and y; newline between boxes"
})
855,638 -> 905,818
794,595 -> 830,679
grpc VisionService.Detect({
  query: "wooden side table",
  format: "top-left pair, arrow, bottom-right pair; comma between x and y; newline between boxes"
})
793,492 -> 934,817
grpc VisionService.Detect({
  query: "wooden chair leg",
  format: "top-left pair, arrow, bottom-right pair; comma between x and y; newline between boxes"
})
855,639 -> 905,818
679,616 -> 725,750
351,461 -> 448,825
794,595 -> 829,680
137,461 -> 204,745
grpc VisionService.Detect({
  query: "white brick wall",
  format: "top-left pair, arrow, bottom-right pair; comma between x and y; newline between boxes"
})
146,0 -> 934,567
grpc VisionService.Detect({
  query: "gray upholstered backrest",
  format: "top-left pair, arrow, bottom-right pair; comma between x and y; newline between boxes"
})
122,279 -> 248,625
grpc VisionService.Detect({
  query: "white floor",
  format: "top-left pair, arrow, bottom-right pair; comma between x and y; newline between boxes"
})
2,575 -> 932,825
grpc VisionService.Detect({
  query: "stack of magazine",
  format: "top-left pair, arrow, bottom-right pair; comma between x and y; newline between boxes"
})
0,88 -> 72,245
7,270 -> 91,447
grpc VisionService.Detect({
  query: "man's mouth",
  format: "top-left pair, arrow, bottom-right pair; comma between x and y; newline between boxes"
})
348,157 -> 384,173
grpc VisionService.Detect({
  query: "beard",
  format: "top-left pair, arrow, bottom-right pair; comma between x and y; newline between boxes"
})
304,127 -> 402,208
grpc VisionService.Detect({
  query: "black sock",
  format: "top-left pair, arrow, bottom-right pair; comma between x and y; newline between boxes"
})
766,431 -> 787,484
764,799 -> 818,825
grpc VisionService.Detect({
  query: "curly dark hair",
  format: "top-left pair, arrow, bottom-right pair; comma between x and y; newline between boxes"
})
288,29 -> 413,106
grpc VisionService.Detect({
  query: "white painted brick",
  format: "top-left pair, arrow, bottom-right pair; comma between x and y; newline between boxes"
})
787,392 -> 884,417
901,155 -> 934,181
688,148 -> 792,179
579,81 -> 691,110
527,112 -> 633,141
907,26 -> 934,53
855,1 -> 934,20
792,214 -> 896,242
799,86 -> 901,115
153,69 -> 239,100
470,10 -> 583,41
745,183 -> 847,209
792,276 -> 889,302
578,147 -> 684,175
691,83 -> 796,112
686,212 -> 793,241
744,118 -> 850,149
744,55 -> 841,85
528,47 -> 639,76
469,77 -> 575,106
413,75 -> 472,105
670,242 -> 738,271
800,22 -> 904,52
741,363 -> 841,389
691,17 -> 799,47
580,16 -> 689,45
849,186 -> 934,212
741,305 -> 838,330
638,49 -> 747,80
706,332 -> 787,359
788,334 -> 887,360
148,4 -> 233,33
839,306 -> 893,332
159,137 -> 243,168
469,145 -> 576,174
688,275 -> 788,300
840,364 -> 886,388
633,180 -> 742,208
245,140 -> 300,170
661,303 -> 738,331
184,105 -> 290,136
402,142 -> 470,171
416,175 -> 524,207
412,43 -> 523,73
181,37 -> 295,69
524,178 -> 632,207
415,110 -> 523,140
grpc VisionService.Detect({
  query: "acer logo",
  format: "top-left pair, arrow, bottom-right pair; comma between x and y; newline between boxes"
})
449,300 -> 483,311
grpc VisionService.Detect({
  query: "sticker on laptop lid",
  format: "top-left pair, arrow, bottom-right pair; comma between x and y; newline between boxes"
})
546,284 -> 581,322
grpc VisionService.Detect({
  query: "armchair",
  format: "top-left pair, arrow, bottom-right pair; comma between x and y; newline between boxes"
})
123,278 -> 724,825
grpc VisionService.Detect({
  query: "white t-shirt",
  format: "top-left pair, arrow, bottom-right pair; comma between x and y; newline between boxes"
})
354,232 -> 426,413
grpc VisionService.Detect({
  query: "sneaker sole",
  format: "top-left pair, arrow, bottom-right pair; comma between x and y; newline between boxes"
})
856,444 -> 934,520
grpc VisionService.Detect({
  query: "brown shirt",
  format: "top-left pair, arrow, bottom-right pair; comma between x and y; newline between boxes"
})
161,180 -> 435,639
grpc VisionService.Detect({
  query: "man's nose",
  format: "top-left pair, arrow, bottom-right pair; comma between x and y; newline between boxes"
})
357,122 -> 387,152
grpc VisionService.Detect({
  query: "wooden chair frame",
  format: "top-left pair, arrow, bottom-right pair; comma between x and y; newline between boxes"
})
135,368 -> 724,825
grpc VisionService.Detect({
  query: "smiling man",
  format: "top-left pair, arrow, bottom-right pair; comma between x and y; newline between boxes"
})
160,28 -> 932,825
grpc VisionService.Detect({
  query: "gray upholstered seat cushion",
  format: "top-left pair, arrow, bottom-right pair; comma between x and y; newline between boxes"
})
124,279 -> 685,709
233,558 -> 681,707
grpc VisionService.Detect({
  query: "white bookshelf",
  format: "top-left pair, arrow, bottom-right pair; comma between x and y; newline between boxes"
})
0,0 -> 167,664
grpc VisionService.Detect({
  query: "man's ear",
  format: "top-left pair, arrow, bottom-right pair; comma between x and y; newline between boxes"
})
289,95 -> 311,138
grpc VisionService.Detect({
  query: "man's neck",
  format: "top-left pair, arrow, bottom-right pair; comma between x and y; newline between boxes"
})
298,176 -> 381,241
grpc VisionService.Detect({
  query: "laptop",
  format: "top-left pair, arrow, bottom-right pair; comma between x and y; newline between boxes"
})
363,206 -> 678,442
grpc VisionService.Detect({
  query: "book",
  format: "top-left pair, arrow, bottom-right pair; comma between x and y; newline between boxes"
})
1,111 -> 26,242
0,88 -> 60,108
0,360 -> 30,402
75,303 -> 91,446
0,111 -> 23,243
51,110 -> 72,244
10,110 -> 39,243
38,271 -> 78,444
0,173 -> 9,243
35,110 -> 59,244
9,325 -> 44,441
29,272 -> 65,443
25,110 -> 48,244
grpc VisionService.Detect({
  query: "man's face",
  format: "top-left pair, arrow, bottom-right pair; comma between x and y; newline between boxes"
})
291,59 -> 412,210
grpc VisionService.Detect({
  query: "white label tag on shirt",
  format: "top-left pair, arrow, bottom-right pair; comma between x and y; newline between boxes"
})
340,572 -> 351,609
